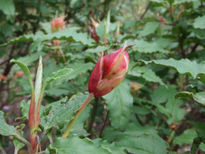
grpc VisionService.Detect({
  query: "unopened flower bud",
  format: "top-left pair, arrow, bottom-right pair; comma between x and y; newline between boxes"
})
88,45 -> 130,97
15,71 -> 24,78
90,18 -> 99,43
0,74 -> 6,80
158,16 -> 168,24
51,17 -> 65,33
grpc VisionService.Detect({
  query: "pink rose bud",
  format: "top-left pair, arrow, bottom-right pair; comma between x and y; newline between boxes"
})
88,44 -> 130,97
158,16 -> 168,24
90,18 -> 99,43
51,17 -> 65,33
91,19 -> 99,28
0,74 -> 6,80
15,71 -> 24,78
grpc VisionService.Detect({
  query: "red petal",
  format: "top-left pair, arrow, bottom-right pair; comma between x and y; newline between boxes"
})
94,76 -> 124,97
88,57 -> 103,94
102,47 -> 123,78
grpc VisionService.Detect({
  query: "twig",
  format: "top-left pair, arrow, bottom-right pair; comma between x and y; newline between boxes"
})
62,93 -> 94,138
99,110 -> 109,138
0,144 -> 7,154
87,98 -> 99,135
140,2 -> 151,19
135,114 -> 144,126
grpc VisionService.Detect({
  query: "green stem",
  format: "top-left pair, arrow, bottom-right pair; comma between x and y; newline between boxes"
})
62,93 -> 94,138
87,98 -> 99,134
168,130 -> 175,144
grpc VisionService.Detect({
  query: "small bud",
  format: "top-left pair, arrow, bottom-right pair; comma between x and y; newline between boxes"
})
51,17 -> 65,33
90,18 -> 99,43
130,82 -> 141,92
158,16 -> 168,24
169,123 -> 178,131
0,74 -> 6,80
15,71 -> 24,78
88,44 -> 130,97
51,17 -> 65,46
91,18 -> 99,28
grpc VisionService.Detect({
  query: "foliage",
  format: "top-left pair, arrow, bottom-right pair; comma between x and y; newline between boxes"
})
0,0 -> 205,153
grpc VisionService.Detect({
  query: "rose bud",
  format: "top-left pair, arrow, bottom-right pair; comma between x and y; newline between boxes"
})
51,17 -> 65,46
15,71 -> 24,78
88,44 -> 130,97
90,18 -> 99,43
51,17 -> 65,33
0,74 -> 6,80
158,16 -> 168,24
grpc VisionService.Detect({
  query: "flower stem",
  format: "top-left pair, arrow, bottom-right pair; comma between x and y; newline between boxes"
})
62,93 -> 94,138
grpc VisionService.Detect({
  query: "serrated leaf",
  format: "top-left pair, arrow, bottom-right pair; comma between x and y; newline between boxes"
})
139,22 -> 160,36
103,81 -> 133,129
13,138 -> 25,152
177,91 -> 205,105
140,58 -> 205,78
45,68 -> 73,88
193,15 -> 205,29
0,111 -> 17,136
93,139 -> 125,154
49,136 -> 111,154
132,40 -> 169,53
0,0 -> 15,17
41,94 -> 88,132
103,124 -> 168,154
152,85 -> 177,104
173,129 -> 197,146
85,46 -> 108,53
1,28 -> 94,47
68,63 -> 94,79
128,66 -> 164,85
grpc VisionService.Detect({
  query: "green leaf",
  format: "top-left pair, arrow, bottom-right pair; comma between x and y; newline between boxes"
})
103,124 -> 168,154
0,0 -> 15,17
155,97 -> 185,124
193,15 -> 205,29
177,91 -> 205,105
86,46 -> 109,53
35,57 -> 43,106
132,40 -> 169,54
93,139 -> 125,154
0,111 -> 17,136
128,66 -> 164,85
152,85 -> 177,104
49,136 -> 112,154
11,59 -> 34,94
200,143 -> 205,152
139,22 -> 160,36
41,94 -> 88,132
190,122 -> 205,139
45,68 -> 73,88
68,63 -> 94,79
1,28 -> 94,47
103,81 -> 133,129
13,139 -> 25,153
140,58 -> 205,78
173,129 -> 197,146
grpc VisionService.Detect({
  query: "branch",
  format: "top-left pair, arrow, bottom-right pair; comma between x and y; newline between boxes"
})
140,2 -> 151,19
87,98 -> 99,136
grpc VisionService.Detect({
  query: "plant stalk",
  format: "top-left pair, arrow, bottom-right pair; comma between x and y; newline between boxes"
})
87,98 -> 99,134
62,93 -> 94,138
